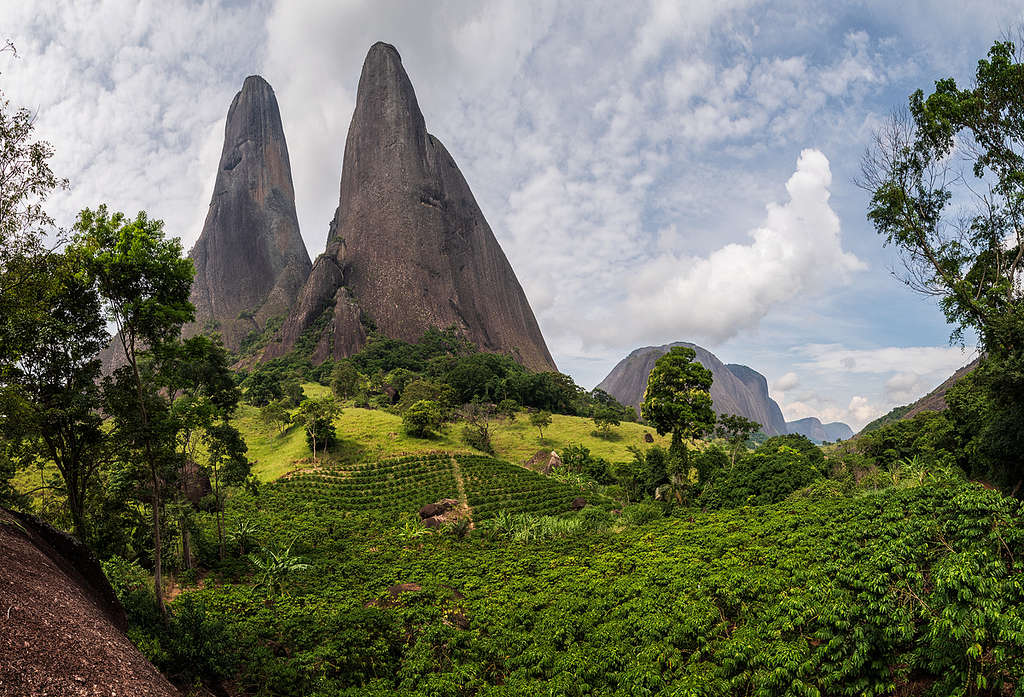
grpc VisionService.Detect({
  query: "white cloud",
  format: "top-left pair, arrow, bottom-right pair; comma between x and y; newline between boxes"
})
611,149 -> 864,346
773,371 -> 800,392
796,344 -> 976,375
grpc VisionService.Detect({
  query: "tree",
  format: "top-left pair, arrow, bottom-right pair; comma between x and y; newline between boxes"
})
715,413 -> 761,467
530,410 -> 552,440
162,335 -> 248,567
72,205 -> 194,615
259,400 -> 291,434
861,40 -> 1024,355
497,398 -> 519,421
860,39 -> 1024,489
295,396 -> 341,462
0,44 -> 69,367
641,347 -> 715,454
4,252 -> 108,539
592,406 -> 621,437
331,359 -> 361,399
460,400 -> 494,452
404,399 -> 443,438
243,369 -> 283,407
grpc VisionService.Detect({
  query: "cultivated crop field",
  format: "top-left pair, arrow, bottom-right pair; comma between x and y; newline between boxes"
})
458,454 -> 609,520
197,480 -> 1024,696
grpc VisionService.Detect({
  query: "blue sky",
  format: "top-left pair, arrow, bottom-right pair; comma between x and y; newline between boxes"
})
6,0 -> 1022,428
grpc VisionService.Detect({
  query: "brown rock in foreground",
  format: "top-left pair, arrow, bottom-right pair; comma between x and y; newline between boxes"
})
0,510 -> 179,697
266,43 -> 554,371
186,75 -> 311,352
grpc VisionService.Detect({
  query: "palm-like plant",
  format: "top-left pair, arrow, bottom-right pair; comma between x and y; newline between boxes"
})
249,540 -> 309,598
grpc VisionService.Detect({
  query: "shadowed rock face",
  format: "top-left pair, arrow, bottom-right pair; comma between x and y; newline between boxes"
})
266,43 -> 554,371
186,75 -> 311,351
726,363 -> 789,436
596,342 -> 788,436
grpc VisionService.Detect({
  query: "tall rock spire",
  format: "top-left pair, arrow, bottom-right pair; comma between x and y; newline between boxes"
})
267,43 -> 555,371
186,75 -> 312,351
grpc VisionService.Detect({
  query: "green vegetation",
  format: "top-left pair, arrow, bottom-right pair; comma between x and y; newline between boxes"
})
5,33 -> 1024,697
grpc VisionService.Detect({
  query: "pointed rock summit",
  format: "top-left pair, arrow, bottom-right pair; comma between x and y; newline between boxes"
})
186,75 -> 311,351
267,43 -> 555,371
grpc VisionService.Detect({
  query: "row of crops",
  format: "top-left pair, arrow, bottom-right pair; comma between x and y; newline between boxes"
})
457,454 -> 599,520
273,453 -> 459,514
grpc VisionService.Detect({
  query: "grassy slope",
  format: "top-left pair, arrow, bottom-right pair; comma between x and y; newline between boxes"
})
239,383 -> 671,482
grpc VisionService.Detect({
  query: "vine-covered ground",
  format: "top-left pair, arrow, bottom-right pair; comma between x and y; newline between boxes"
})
176,479 -> 1023,696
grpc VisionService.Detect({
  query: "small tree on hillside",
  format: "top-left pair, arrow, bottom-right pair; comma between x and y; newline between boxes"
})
530,410 -> 552,440
296,396 -> 341,462
715,413 -> 761,467
331,359 -> 360,399
259,400 -> 291,435
403,399 -> 443,438
497,398 -> 519,421
641,347 -> 715,457
592,406 -> 621,437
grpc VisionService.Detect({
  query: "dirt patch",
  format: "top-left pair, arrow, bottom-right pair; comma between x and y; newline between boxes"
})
0,510 -> 180,696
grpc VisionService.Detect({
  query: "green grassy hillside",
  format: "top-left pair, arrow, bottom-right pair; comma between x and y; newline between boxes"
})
235,383 -> 670,482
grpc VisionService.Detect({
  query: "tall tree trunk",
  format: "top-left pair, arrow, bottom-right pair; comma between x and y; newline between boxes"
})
214,467 -> 225,561
182,525 -> 193,571
151,484 -> 166,616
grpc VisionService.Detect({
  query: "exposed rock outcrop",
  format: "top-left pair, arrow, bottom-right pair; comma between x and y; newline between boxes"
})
596,342 -> 788,436
265,43 -> 554,371
786,417 -> 854,444
185,75 -> 311,351
0,510 -> 179,696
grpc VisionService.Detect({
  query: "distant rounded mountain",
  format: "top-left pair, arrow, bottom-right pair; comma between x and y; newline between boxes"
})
597,342 -> 790,436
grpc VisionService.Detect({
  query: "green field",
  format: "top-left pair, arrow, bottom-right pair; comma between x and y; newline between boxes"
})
236,383 -> 670,482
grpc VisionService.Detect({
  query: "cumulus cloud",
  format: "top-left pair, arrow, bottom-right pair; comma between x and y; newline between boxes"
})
612,149 -> 864,346
773,344 -> 979,430
772,372 -> 800,392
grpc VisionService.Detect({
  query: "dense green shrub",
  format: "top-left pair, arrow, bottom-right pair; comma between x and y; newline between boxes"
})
402,399 -> 443,438
702,442 -> 820,508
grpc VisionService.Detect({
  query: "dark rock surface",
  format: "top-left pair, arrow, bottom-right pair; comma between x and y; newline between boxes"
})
185,75 -> 311,351
596,342 -> 788,436
786,417 -> 854,444
266,43 -> 554,371
0,509 -> 180,696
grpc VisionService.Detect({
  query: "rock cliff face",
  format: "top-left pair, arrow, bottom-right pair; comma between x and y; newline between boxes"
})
725,363 -> 789,436
786,417 -> 854,444
185,75 -> 311,351
0,510 -> 179,696
596,342 -> 787,436
265,43 -> 554,371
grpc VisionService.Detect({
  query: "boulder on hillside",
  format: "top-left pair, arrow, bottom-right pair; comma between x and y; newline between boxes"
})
542,452 -> 563,475
570,497 -> 587,511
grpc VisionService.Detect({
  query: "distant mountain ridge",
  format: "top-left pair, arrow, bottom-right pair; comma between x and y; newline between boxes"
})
858,355 -> 982,435
786,417 -> 854,444
597,342 -> 790,436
